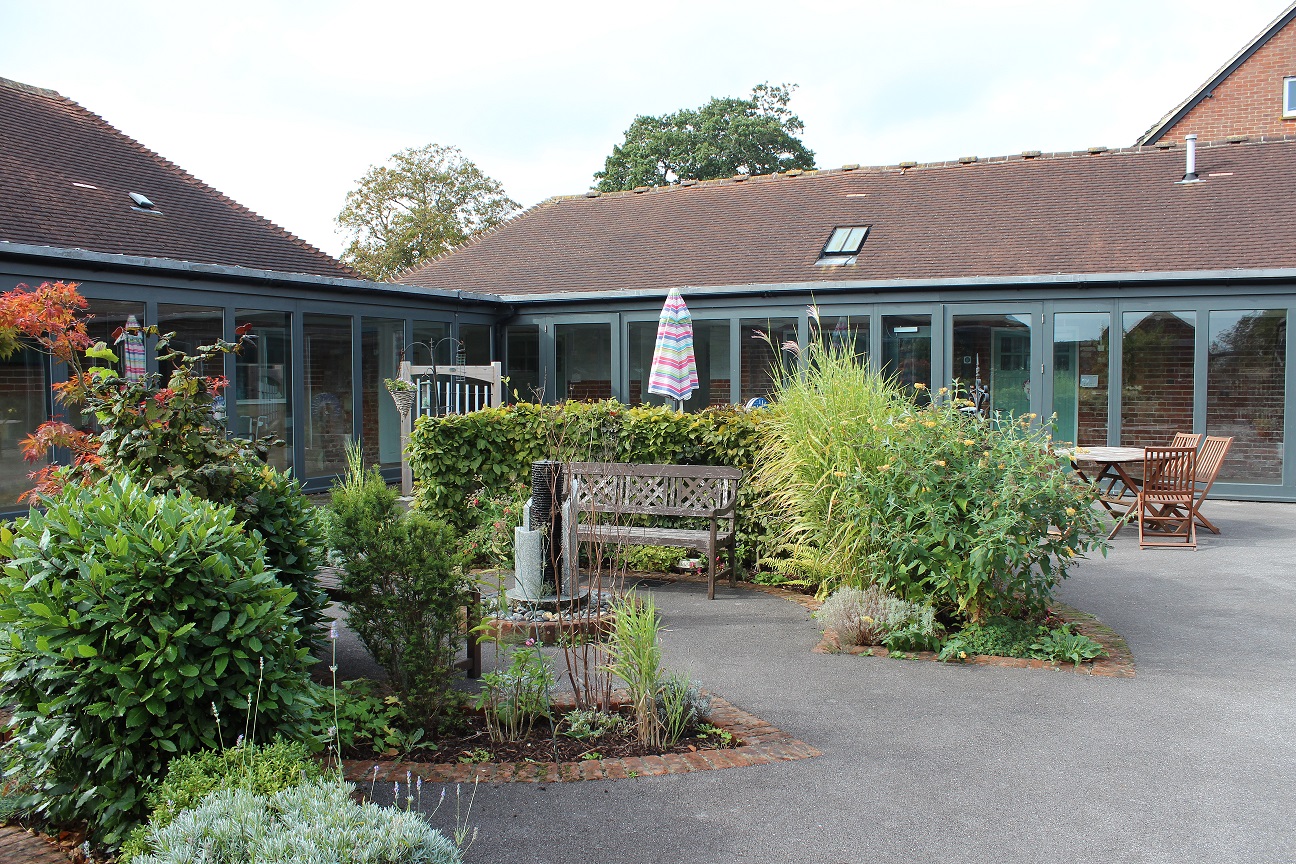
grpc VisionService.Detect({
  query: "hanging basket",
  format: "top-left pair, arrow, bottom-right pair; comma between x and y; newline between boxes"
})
388,387 -> 416,419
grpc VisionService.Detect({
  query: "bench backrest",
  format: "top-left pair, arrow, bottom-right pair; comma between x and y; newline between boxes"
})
566,462 -> 741,519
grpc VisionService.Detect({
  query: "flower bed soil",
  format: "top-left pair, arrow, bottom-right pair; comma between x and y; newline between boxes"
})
340,694 -> 820,785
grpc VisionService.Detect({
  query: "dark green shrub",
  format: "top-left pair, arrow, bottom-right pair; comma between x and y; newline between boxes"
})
329,463 -> 470,726
309,678 -> 425,757
459,484 -> 528,570
622,544 -> 689,572
119,738 -> 320,861
1030,625 -> 1105,666
0,478 -> 317,847
938,616 -> 1043,661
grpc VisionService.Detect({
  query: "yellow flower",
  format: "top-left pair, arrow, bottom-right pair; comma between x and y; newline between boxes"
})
914,383 -> 927,390
924,420 -> 937,428
938,387 -> 950,395
1065,507 -> 1076,516
861,616 -> 874,625
878,464 -> 892,472
958,651 -> 967,659
963,438 -> 976,446
934,460 -> 946,467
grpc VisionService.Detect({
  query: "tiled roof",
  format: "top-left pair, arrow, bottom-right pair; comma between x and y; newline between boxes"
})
399,137 -> 1296,300
0,77 -> 353,279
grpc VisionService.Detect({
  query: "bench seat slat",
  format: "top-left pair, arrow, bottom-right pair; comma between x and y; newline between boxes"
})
575,525 -> 733,553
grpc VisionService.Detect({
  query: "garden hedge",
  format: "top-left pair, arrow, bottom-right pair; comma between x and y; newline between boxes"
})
407,401 -> 774,566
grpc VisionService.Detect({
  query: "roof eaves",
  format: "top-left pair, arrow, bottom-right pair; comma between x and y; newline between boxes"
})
1136,2 -> 1296,146
497,267 -> 1296,305
0,241 -> 506,305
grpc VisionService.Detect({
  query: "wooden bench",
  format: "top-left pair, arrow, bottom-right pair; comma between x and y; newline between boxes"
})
566,462 -> 742,600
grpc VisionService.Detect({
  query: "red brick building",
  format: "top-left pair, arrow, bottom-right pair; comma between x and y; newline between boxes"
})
1138,2 -> 1296,145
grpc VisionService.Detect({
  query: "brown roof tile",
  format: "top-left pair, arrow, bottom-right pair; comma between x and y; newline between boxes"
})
0,77 -> 353,279
400,137 -> 1296,299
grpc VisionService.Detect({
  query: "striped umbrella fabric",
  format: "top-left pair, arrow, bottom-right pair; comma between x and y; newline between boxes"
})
647,287 -> 699,405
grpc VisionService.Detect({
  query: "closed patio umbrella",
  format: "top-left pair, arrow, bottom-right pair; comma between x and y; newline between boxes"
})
647,287 -> 699,410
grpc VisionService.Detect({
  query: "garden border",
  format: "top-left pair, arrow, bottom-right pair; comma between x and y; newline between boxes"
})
644,572 -> 1135,678
339,694 -> 820,785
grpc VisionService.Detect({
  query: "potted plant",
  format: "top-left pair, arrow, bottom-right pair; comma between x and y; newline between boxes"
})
384,377 -> 416,417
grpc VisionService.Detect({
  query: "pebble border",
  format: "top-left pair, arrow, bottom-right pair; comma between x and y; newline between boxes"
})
340,694 -> 820,785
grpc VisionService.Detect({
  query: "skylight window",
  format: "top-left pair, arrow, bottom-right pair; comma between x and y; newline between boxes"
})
816,226 -> 869,265
1285,77 -> 1296,119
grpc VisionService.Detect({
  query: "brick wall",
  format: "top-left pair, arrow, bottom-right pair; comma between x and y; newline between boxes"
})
1120,314 -> 1195,446
1076,342 -> 1110,447
1207,313 -> 1286,483
1159,17 -> 1296,143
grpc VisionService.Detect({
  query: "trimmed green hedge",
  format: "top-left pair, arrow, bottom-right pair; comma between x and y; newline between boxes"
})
407,401 -> 772,566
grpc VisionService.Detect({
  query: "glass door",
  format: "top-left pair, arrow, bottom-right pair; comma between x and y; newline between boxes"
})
945,307 -> 1041,421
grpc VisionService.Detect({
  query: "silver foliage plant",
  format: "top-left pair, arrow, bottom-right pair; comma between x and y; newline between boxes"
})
133,779 -> 461,864
817,585 -> 936,647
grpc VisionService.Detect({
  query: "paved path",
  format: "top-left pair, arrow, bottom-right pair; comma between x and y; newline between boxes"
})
340,500 -> 1296,864
0,827 -> 67,864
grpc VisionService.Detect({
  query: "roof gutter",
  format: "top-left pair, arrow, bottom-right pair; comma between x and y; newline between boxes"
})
495,267 -> 1296,305
0,241 -> 507,307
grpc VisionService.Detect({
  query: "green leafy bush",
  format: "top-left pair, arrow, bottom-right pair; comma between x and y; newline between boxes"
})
622,544 -> 689,573
311,678 -> 424,757
938,616 -> 1045,661
559,708 -> 625,741
475,644 -> 554,742
132,779 -> 462,864
459,484 -> 528,570
407,401 -> 770,567
0,478 -> 316,847
329,459 -> 470,726
759,322 -> 1106,618
1030,625 -> 1105,666
120,739 -> 320,861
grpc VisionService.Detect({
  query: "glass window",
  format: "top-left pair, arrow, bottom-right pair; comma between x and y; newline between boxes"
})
740,318 -> 796,403
157,304 -> 224,381
951,314 -> 1032,419
556,323 -> 612,401
1208,310 -> 1286,483
411,321 -> 453,366
234,310 -> 293,473
882,314 -> 932,403
84,299 -> 145,379
1285,77 -> 1296,118
628,319 -> 731,410
461,324 -> 491,365
1052,313 -> 1110,447
361,318 -> 404,469
1120,311 -> 1195,447
0,343 -> 48,507
303,315 -> 353,479
823,226 -> 869,255
821,316 -> 869,361
506,325 -> 540,403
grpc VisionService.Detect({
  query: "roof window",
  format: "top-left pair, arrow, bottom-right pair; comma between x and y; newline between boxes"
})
1285,78 -> 1296,118
129,192 -> 163,216
816,226 -> 869,265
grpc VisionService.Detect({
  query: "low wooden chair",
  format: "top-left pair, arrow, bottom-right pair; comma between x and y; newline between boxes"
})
1137,446 -> 1197,549
1121,432 -> 1201,493
1186,435 -> 1234,534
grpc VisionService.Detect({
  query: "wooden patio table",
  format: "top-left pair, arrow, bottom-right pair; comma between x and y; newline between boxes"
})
1060,446 -> 1147,539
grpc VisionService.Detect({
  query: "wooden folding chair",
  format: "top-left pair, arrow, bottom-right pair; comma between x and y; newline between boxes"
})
1188,436 -> 1233,534
1122,432 -> 1200,492
1137,446 -> 1197,549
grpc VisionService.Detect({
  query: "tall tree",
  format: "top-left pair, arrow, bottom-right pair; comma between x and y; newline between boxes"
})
337,143 -> 519,281
594,83 -> 815,192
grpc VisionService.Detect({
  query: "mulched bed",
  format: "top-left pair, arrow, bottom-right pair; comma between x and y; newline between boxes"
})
347,712 -> 736,765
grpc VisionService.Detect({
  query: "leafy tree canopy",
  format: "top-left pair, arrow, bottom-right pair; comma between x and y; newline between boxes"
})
337,143 -> 519,281
593,83 -> 815,192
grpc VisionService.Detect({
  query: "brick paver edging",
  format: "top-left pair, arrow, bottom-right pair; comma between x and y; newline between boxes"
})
340,694 -> 820,785
812,602 -> 1135,678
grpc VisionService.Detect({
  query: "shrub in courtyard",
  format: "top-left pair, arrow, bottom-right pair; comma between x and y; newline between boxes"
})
131,779 -> 462,864
120,739 -> 321,861
475,643 -> 554,742
329,450 -> 470,726
817,586 -> 943,650
459,484 -> 528,570
760,312 -> 1107,619
606,594 -> 709,748
0,478 -> 316,847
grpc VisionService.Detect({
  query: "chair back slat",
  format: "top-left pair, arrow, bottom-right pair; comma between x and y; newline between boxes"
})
1196,436 -> 1233,489
1170,432 -> 1202,450
1142,446 -> 1196,498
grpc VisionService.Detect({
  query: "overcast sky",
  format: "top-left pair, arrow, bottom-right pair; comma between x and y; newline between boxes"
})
3,0 -> 1287,257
